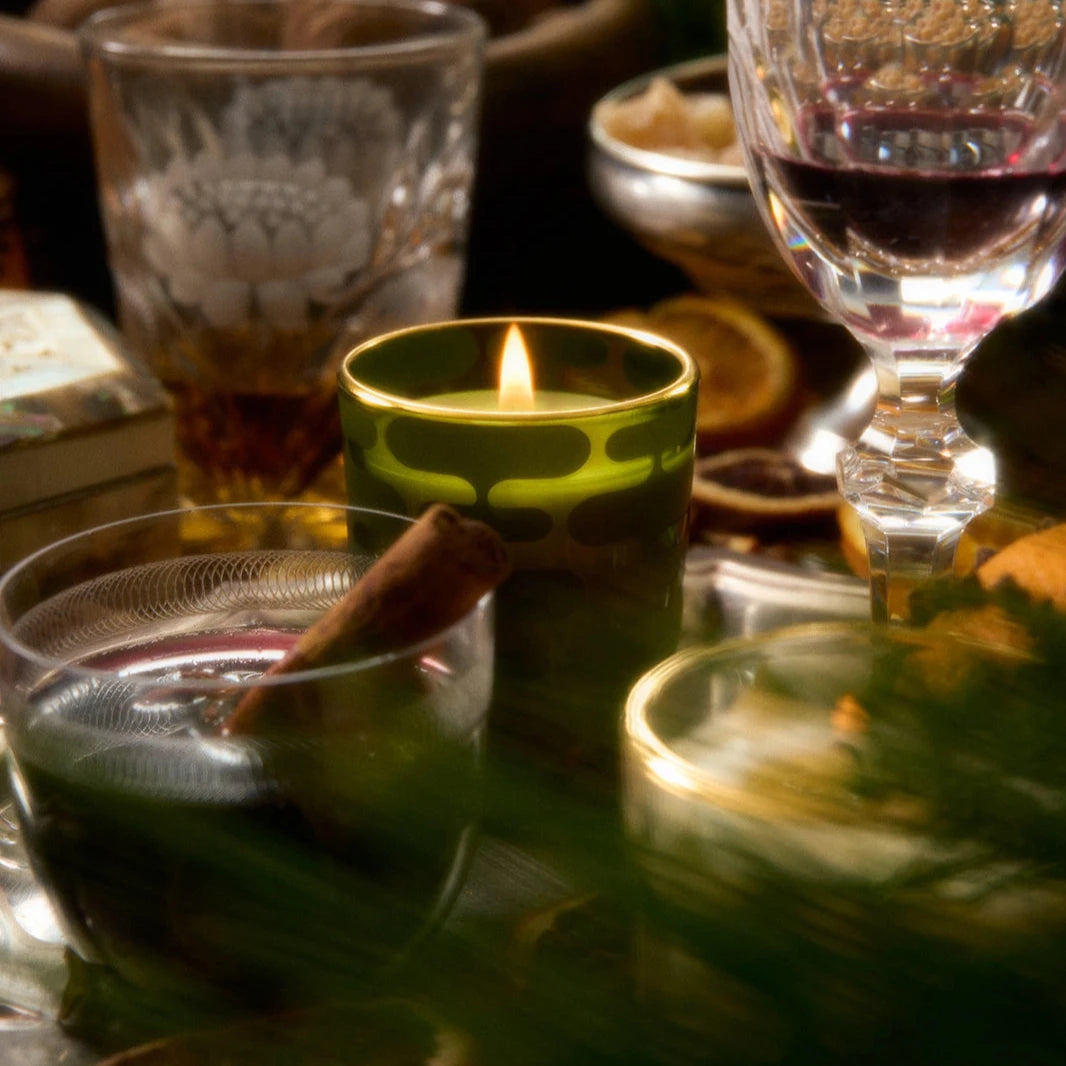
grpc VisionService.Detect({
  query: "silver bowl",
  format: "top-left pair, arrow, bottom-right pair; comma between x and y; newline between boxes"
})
587,55 -> 818,319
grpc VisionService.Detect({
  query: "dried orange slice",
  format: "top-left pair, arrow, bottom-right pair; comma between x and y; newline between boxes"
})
642,294 -> 800,449
692,448 -> 840,532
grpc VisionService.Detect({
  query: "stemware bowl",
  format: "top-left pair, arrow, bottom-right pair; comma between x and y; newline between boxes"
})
0,502 -> 494,1039
728,0 -> 1066,620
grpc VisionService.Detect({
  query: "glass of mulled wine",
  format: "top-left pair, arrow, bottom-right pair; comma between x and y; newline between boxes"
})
728,0 -> 1066,620
0,503 -> 494,1039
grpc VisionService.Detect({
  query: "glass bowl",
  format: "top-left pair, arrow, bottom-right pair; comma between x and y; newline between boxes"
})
624,620 -> 1066,1065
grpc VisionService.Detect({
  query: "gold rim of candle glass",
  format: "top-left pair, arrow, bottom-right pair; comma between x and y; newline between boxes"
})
339,316 -> 699,420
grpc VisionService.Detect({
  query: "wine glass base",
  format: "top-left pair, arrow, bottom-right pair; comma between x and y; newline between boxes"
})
838,444 -> 996,529
837,439 -> 996,621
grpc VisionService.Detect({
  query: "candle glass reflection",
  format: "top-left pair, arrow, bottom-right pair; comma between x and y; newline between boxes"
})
623,622 -> 1066,1066
339,317 -> 698,780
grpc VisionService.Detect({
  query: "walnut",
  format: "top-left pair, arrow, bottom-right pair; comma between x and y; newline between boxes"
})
598,78 -> 740,165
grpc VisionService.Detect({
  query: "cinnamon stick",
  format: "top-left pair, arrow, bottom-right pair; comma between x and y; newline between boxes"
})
221,503 -> 510,737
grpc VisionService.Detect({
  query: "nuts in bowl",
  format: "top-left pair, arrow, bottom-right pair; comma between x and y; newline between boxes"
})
596,75 -> 743,166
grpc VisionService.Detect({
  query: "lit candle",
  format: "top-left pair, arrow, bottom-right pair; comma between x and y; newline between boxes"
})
497,322 -> 536,411
430,324 -> 613,412
338,317 -> 699,776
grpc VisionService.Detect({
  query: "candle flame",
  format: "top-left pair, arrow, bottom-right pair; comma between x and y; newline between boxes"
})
497,324 -> 535,411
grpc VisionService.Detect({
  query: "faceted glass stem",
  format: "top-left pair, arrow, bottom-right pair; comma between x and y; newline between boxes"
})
837,338 -> 996,624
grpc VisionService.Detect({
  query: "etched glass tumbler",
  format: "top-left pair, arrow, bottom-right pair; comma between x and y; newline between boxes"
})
81,0 -> 486,503
728,0 -> 1066,620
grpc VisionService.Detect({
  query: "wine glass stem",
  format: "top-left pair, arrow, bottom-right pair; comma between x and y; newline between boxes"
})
837,340 -> 996,624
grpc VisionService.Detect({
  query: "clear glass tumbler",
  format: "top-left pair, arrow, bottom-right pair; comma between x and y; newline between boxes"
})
0,503 -> 494,1042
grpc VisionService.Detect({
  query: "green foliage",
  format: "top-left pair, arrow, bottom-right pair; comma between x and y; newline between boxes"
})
860,577 -> 1066,870
44,573 -> 1066,1064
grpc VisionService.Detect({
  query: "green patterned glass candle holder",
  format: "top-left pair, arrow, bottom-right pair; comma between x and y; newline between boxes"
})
339,317 -> 698,779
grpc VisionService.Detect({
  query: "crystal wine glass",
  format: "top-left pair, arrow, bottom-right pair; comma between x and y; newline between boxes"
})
728,0 -> 1066,620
